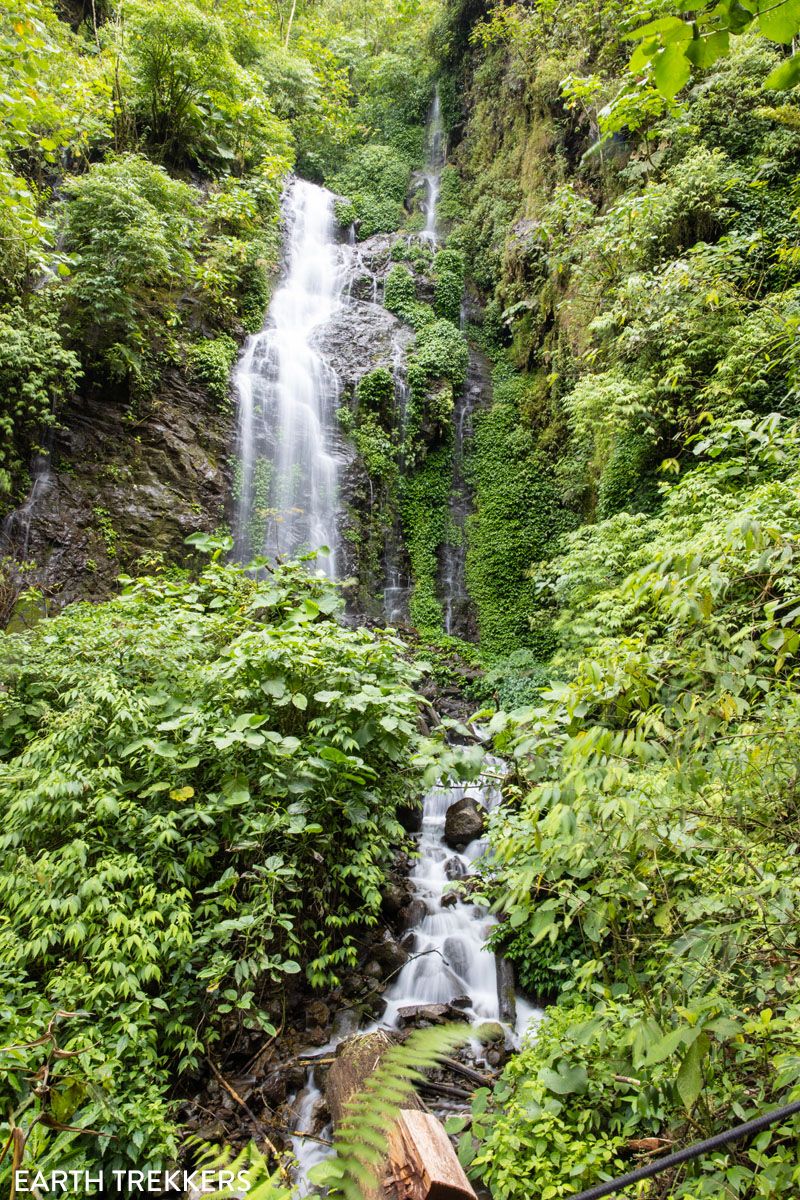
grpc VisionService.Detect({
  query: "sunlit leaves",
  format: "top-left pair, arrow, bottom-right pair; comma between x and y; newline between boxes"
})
626,0 -> 800,97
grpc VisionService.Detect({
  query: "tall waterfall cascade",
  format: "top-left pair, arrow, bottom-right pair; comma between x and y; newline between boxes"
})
233,180 -> 343,576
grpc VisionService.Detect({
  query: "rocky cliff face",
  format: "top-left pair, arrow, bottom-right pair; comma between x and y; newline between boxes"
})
1,371 -> 230,626
2,211 -> 492,642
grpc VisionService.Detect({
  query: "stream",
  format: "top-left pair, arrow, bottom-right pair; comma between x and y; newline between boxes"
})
289,765 -> 542,1192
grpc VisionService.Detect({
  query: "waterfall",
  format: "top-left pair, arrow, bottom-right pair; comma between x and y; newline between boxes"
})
0,452 -> 53,561
233,180 -> 343,576
421,90 -> 445,244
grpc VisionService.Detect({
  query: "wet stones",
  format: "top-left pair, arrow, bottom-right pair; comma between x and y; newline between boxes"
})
399,897 -> 427,931
444,855 -> 467,881
396,1002 -> 466,1028
306,999 -> 331,1029
495,956 -> 516,1025
397,800 -> 424,833
371,930 -> 410,976
381,879 -> 411,920
444,795 -> 486,849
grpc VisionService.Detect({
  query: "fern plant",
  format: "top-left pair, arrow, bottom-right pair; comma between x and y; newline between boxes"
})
309,1023 -> 475,1200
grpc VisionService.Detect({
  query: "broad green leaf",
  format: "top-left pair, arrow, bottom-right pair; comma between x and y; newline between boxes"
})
653,42 -> 691,99
676,1034 -> 708,1111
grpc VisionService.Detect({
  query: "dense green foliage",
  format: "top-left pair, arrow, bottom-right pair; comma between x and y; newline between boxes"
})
417,0 -> 800,1194
0,548 -> 426,1183
5,0 -> 800,1194
0,0 -> 438,513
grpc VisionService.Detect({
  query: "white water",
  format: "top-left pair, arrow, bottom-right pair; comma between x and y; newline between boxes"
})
0,452 -> 53,560
290,766 -> 542,1192
380,775 -> 505,1025
420,90 -> 445,244
234,180 -> 343,575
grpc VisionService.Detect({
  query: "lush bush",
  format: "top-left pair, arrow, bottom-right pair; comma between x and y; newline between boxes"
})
332,143 -> 412,239
400,446 -> 453,632
127,0 -> 293,172
61,155 -> 197,382
0,550 -> 425,1180
0,299 -> 81,499
186,334 -> 238,406
433,247 -> 465,323
465,367 -> 574,659
475,414 -> 800,1197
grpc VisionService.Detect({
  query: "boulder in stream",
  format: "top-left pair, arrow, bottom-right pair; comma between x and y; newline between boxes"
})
372,930 -> 410,975
400,897 -> 427,931
444,796 -> 486,848
381,879 -> 411,919
396,1002 -> 466,1028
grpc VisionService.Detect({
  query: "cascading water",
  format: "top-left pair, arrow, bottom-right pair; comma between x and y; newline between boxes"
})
290,764 -> 541,1192
421,90 -> 445,244
234,180 -> 343,576
0,452 -> 53,561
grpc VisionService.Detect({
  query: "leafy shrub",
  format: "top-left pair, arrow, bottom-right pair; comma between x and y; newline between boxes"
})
186,334 -> 238,406
433,247 -> 465,323
128,0 -> 293,172
465,367 -> 574,658
400,446 -> 453,632
465,1004 -> 633,1197
409,318 -> 469,396
61,155 -> 197,381
356,366 -> 395,423
478,415 -> 800,1197
384,263 -> 417,316
0,553 -> 425,1179
0,299 -> 81,499
332,144 -> 412,239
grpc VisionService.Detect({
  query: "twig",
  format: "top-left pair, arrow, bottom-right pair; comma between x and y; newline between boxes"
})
437,1057 -> 494,1088
206,1057 -> 290,1182
418,1080 -> 473,1101
290,1129 -> 333,1147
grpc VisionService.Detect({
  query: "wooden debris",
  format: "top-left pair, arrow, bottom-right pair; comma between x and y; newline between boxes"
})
387,1109 -> 477,1200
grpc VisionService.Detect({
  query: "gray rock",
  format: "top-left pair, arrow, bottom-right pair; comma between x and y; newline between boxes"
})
372,931 -> 409,975
396,1002 -> 464,1028
381,880 -> 411,918
397,801 -> 424,833
306,999 -> 330,1029
496,956 -> 517,1025
399,898 -> 427,931
313,301 -> 407,392
444,856 -> 467,881
444,796 -> 486,849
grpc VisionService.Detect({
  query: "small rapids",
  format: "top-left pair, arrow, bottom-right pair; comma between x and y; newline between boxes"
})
290,765 -> 542,1193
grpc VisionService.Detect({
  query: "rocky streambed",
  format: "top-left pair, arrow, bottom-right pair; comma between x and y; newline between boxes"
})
177,758 -> 540,1191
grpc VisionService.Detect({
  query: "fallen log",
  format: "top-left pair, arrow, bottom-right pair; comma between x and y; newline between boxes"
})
325,1033 -> 478,1200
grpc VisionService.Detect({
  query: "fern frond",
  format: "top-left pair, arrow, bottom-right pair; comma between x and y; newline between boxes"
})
308,1023 -> 474,1200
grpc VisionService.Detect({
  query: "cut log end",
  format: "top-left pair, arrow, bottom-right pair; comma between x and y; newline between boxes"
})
387,1110 -> 478,1200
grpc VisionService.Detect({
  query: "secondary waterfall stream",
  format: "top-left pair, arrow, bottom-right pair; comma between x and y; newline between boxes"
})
233,180 -> 343,576
290,767 -> 541,1192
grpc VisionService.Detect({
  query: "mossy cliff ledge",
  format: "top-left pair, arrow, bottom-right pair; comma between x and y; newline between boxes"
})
2,370 -> 231,619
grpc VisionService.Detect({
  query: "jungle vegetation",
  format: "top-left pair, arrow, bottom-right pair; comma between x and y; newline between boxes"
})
2,0 -> 800,1196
